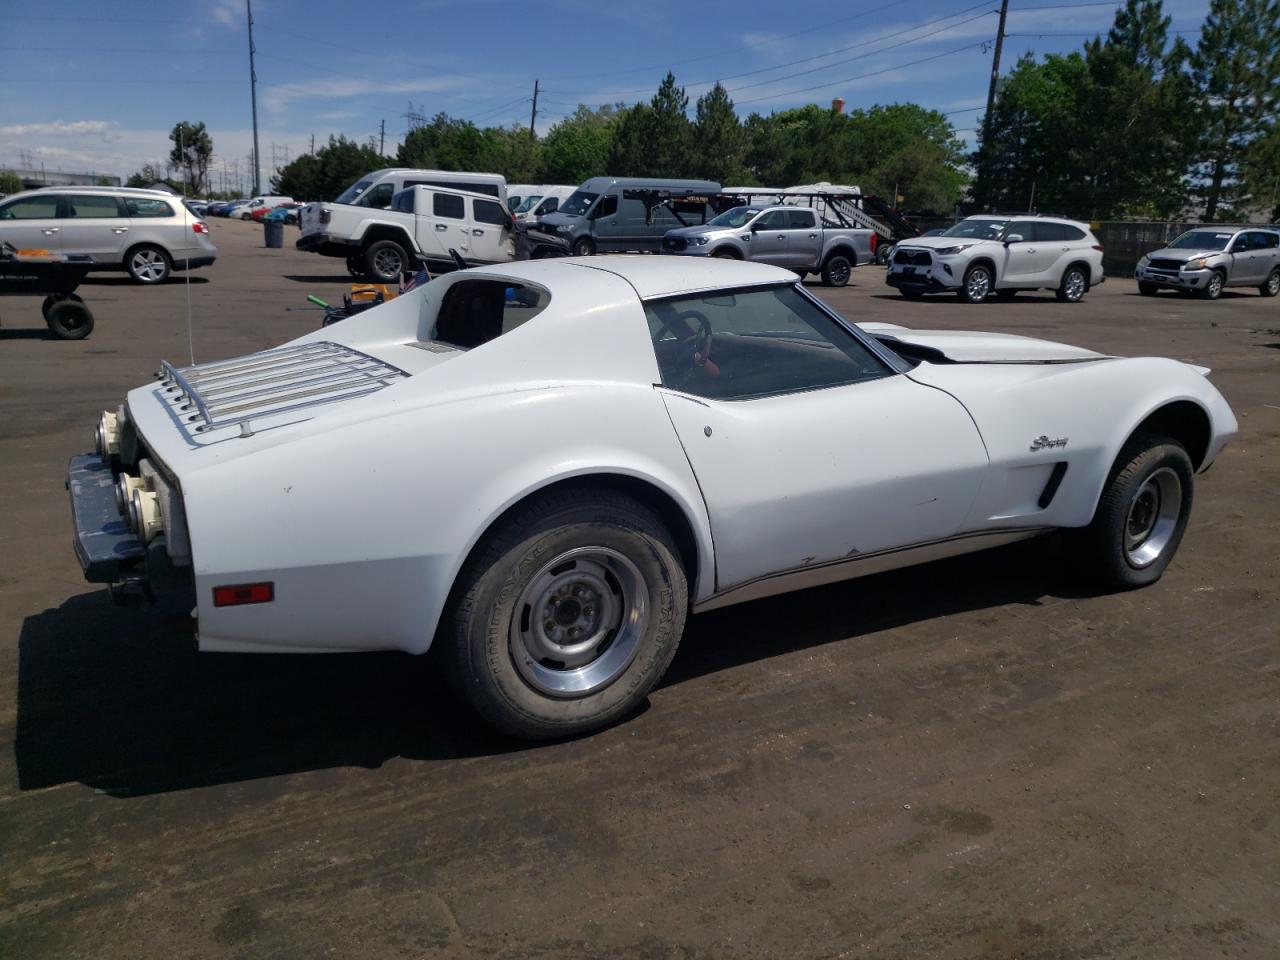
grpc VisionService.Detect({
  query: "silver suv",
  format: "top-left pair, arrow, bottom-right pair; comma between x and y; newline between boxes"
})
886,215 -> 1105,303
0,187 -> 217,284
1136,228 -> 1280,299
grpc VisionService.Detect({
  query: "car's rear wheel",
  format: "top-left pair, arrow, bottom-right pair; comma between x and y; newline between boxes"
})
363,240 -> 407,283
821,253 -> 852,287
443,488 -> 688,739
1259,268 -> 1280,298
1138,282 -> 1159,296
1074,433 -> 1193,590
45,300 -> 94,340
572,237 -> 596,257
959,264 -> 993,303
127,245 -> 172,284
1198,270 -> 1225,300
1055,265 -> 1088,302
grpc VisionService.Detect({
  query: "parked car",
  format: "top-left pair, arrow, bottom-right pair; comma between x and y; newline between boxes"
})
0,186 -> 216,284
538,177 -> 721,256
886,215 -> 1105,303
662,203 -> 874,286
1136,227 -> 1280,299
239,195 -> 293,220
264,204 -> 301,225
514,185 -> 576,222
71,257 -> 1236,739
298,184 -> 514,281
222,200 -> 250,218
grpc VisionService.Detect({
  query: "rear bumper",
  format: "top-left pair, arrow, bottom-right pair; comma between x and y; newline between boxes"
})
67,453 -> 145,582
296,232 -> 359,258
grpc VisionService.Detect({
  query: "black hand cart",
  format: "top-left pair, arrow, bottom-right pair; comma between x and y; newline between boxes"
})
0,242 -> 96,339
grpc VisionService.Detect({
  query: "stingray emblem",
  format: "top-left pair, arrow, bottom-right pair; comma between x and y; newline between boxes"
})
1030,435 -> 1069,452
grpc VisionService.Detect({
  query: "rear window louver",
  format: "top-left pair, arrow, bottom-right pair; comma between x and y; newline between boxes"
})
157,341 -> 407,439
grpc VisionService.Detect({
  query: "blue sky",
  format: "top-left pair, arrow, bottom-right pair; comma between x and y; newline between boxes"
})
0,0 -> 1211,191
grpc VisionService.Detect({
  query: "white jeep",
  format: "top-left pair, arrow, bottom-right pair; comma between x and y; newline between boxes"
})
887,215 -> 1105,303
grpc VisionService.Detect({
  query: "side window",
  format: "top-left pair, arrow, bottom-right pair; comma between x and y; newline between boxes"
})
1250,231 -> 1278,249
363,183 -> 394,209
473,198 -> 506,225
536,197 -> 558,215
1228,233 -> 1250,252
125,198 -> 174,217
757,210 -> 788,230
594,194 -> 618,219
620,196 -> 648,221
1005,221 -> 1036,242
1030,222 -> 1064,242
433,192 -> 465,220
787,209 -> 817,230
1061,225 -> 1087,241
391,190 -> 415,214
65,194 -> 123,218
0,195 -> 60,219
644,285 -> 890,401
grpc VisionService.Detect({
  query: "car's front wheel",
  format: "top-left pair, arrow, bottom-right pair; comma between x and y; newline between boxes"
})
1055,265 -> 1088,302
126,245 -> 172,284
443,488 -> 688,739
821,253 -> 852,287
572,237 -> 596,257
1259,268 -> 1280,298
959,264 -> 993,303
1198,270 -> 1225,300
1138,282 -> 1159,296
1075,433 -> 1194,590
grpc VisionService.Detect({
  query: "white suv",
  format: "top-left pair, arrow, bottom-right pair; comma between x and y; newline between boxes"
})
886,215 -> 1104,303
0,187 -> 217,284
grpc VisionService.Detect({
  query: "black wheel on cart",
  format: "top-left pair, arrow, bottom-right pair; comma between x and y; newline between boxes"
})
45,299 -> 94,340
41,292 -> 83,319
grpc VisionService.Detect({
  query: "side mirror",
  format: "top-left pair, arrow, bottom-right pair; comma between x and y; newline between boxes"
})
1005,233 -> 1024,244
749,221 -> 761,232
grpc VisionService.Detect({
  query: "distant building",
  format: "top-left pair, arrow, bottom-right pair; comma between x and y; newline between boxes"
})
9,168 -> 121,189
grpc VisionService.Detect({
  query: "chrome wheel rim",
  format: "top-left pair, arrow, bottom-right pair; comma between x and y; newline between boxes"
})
1208,273 -> 1222,297
131,249 -> 165,282
1124,467 -> 1181,568
373,248 -> 402,276
828,259 -> 850,285
1064,269 -> 1086,301
509,546 -> 648,698
966,268 -> 990,300
1268,272 -> 1279,295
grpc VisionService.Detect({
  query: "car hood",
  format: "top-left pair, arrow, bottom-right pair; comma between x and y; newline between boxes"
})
858,323 -> 1108,363
666,224 -> 722,239
894,236 -> 1001,251
1143,247 -> 1221,261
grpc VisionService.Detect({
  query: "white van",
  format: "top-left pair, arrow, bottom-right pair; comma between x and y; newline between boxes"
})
513,185 -> 576,222
331,168 -> 508,212
238,195 -> 293,219
506,184 -> 538,213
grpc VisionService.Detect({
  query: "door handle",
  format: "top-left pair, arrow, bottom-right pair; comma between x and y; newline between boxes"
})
42,227 -> 59,235
113,227 -> 129,234
776,234 -> 786,240
1061,245 -> 1069,251
1025,247 -> 1036,253
809,234 -> 817,238
435,223 -> 447,231
472,228 -> 484,236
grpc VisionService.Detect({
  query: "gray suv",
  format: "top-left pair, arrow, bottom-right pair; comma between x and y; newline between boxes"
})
1136,228 -> 1280,299
0,187 -> 217,284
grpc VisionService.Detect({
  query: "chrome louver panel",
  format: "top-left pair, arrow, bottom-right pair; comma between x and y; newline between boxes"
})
158,341 -> 408,438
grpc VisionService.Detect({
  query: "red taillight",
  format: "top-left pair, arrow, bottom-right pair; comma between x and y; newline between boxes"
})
213,582 -> 274,607
1093,244 -> 1104,251
192,221 -> 209,234
870,232 -> 879,252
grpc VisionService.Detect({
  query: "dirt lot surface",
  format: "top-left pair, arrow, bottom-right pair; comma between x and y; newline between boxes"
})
2,220 -> 1277,959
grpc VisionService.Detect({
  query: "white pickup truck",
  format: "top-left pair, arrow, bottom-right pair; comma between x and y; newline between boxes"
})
298,185 -> 515,281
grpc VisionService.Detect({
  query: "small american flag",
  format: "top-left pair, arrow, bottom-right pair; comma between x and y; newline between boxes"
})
399,266 -> 429,294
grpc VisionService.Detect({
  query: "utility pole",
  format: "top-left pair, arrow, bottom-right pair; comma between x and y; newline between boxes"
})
246,0 -> 261,196
379,119 -> 386,155
310,133 -> 316,154
982,0 -> 1009,146
529,79 -> 539,137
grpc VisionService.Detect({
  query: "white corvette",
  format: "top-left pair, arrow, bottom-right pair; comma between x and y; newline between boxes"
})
70,257 -> 1237,737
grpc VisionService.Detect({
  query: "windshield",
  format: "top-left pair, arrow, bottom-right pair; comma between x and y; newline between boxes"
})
334,179 -> 373,205
1168,230 -> 1233,251
708,206 -> 762,228
941,219 -> 1007,239
515,194 -> 544,213
558,190 -> 598,217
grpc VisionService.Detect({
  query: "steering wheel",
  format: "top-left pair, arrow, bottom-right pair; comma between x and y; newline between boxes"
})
671,310 -> 718,385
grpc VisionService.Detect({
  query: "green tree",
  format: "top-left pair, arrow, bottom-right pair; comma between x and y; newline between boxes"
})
693,83 -> 746,183
541,104 -> 622,183
1241,124 -> 1280,220
607,104 -> 653,176
1187,0 -> 1280,219
397,113 -> 494,171
609,73 -> 695,177
0,170 -> 22,195
168,121 -> 213,194
851,104 -> 969,211
272,135 -> 384,201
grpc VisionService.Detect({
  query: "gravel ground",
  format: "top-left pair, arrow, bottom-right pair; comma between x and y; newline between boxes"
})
2,218 -> 1277,959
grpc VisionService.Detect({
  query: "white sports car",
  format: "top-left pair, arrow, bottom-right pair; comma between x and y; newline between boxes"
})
69,257 -> 1237,738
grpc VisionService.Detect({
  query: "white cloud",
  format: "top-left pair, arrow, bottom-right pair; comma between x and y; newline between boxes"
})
0,120 -> 118,138
262,76 -> 461,112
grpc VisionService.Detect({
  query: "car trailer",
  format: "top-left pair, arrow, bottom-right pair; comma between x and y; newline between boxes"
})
0,243 -> 96,339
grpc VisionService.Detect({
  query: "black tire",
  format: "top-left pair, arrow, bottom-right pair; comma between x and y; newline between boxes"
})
126,245 -> 172,284
443,487 -> 688,739
572,236 -> 596,257
1138,282 -> 1159,296
1055,264 -> 1089,302
711,248 -> 742,259
1197,270 -> 1225,300
995,289 -> 1017,299
876,243 -> 893,266
41,295 -> 55,319
45,300 -> 94,340
821,253 -> 852,287
345,257 -> 365,279
1259,268 -> 1280,298
959,263 -> 993,303
363,240 -> 408,283
1074,432 -> 1194,590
